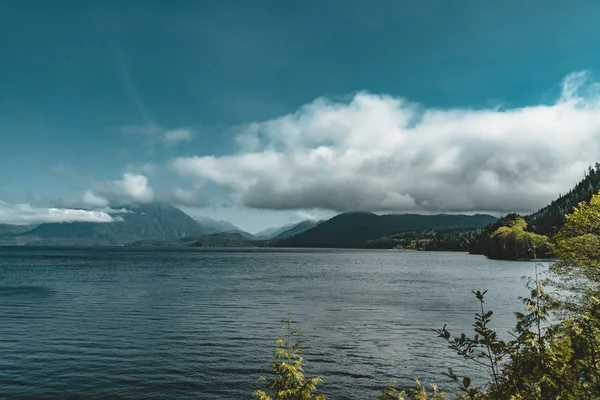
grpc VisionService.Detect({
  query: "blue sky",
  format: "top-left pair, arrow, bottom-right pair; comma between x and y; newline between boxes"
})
2,0 -> 600,232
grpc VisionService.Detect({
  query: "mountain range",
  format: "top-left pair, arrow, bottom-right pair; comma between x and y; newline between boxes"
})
0,203 -> 496,248
0,203 -> 321,246
2,165 -> 599,253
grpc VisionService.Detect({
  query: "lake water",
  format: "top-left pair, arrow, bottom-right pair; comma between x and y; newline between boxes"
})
0,247 -> 542,399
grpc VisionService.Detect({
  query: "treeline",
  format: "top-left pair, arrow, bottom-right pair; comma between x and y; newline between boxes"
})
527,162 -> 600,235
469,214 -> 552,260
254,193 -> 600,399
360,166 -> 600,259
126,232 -> 261,247
363,227 -> 482,252
472,165 -> 600,260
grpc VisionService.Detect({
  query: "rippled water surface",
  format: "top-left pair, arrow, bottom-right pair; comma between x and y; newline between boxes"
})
0,247 -> 540,399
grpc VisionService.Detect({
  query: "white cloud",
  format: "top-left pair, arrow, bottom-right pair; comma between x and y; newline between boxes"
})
116,173 -> 154,202
294,210 -> 332,222
94,207 -> 132,214
121,123 -> 194,147
173,72 -> 600,214
125,162 -> 157,177
82,190 -> 109,207
163,129 -> 193,146
0,201 -> 116,225
170,187 -> 207,207
86,173 -> 154,205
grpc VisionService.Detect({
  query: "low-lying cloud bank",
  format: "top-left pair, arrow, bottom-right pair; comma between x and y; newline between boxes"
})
0,202 -> 116,225
173,71 -> 600,214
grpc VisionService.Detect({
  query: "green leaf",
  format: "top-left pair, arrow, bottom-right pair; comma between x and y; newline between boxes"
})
462,376 -> 471,388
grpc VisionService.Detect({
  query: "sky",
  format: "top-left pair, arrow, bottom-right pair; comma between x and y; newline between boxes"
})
2,0 -> 600,233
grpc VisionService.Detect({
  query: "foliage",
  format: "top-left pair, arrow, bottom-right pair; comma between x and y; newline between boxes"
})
486,216 -> 552,260
256,191 -> 600,399
469,214 -> 524,256
379,380 -> 445,400
435,193 -> 600,399
552,192 -> 600,286
254,316 -> 326,400
527,163 -> 600,236
435,271 -> 600,399
470,215 -> 552,260
471,165 -> 600,260
363,228 -> 482,251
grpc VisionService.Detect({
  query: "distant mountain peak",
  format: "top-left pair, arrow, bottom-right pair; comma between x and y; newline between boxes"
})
14,202 -> 216,245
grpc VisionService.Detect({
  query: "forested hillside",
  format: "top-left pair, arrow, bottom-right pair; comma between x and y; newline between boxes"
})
473,164 -> 600,259
362,227 -> 482,251
470,214 -> 551,259
527,163 -> 600,235
273,212 -> 496,248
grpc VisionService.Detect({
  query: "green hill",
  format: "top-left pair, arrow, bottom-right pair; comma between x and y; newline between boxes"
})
472,164 -> 600,259
470,214 -> 552,260
272,212 -> 497,248
526,163 -> 600,235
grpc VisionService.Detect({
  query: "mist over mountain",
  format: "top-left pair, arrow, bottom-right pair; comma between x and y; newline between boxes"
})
0,224 -> 37,236
193,217 -> 251,235
254,223 -> 298,239
272,220 -> 321,239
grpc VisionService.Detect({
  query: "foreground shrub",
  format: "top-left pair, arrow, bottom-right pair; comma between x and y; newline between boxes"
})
255,192 -> 600,399
253,315 -> 325,400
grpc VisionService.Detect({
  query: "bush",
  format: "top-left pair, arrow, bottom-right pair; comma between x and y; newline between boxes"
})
253,315 -> 326,400
255,192 -> 600,399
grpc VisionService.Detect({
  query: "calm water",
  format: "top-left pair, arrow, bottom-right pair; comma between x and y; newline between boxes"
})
0,247 -> 541,399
